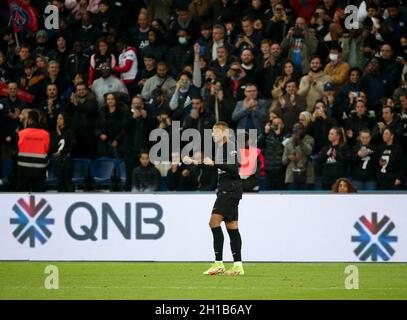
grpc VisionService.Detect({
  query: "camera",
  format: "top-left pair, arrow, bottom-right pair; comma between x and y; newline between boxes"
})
231,68 -> 241,76
292,26 -> 304,39
270,124 -> 278,131
396,56 -> 405,63
206,78 -> 216,84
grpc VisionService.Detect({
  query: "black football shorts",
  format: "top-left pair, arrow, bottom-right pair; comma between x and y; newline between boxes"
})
211,193 -> 240,222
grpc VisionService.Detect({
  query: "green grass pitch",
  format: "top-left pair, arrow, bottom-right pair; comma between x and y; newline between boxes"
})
0,262 -> 406,299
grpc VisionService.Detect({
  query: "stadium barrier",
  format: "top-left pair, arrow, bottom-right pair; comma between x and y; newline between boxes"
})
1,193 -> 406,262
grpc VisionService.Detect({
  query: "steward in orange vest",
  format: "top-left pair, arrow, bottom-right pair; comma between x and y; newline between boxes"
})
16,111 -> 50,192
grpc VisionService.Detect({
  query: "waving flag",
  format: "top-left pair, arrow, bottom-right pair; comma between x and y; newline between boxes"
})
8,0 -> 39,32
0,82 -> 34,103
289,0 -> 319,22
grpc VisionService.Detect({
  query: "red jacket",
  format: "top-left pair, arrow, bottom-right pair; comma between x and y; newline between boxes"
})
17,127 -> 50,169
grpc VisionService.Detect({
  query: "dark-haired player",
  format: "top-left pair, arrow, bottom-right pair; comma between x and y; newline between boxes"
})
183,121 -> 244,276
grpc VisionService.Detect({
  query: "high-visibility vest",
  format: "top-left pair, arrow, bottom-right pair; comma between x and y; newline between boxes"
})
17,127 -> 50,169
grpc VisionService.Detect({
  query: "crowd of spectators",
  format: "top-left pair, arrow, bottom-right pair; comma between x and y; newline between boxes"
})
0,0 -> 407,192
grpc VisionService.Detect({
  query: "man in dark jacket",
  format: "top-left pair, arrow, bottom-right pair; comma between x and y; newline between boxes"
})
260,117 -> 289,190
358,57 -> 393,113
74,12 -> 103,46
124,96 -> 150,191
272,79 -> 306,132
39,83 -> 68,132
307,100 -> 337,154
231,83 -> 268,135
0,82 -> 27,161
344,99 -> 376,147
131,150 -> 161,192
68,83 -> 98,158
183,96 -> 216,138
256,42 -> 284,98
372,105 -> 404,145
169,29 -> 194,76
18,59 -> 46,106
167,151 -> 199,191
167,5 -> 200,46
64,41 -> 90,83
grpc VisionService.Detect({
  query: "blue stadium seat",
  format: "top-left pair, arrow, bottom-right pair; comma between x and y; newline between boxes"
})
313,177 -> 323,191
310,154 -> 322,178
159,177 -> 167,191
1,159 -> 13,178
259,176 -> 266,191
45,159 -> 58,189
90,157 -> 116,189
115,159 -> 126,189
72,158 -> 91,189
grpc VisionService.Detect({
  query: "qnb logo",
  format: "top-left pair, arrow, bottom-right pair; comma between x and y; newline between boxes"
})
10,196 -> 54,248
352,212 -> 397,261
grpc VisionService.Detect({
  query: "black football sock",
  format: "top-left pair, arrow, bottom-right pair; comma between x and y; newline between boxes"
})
227,228 -> 242,262
211,226 -> 224,261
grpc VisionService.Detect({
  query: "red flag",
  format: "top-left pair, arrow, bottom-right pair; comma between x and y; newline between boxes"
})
289,0 -> 319,22
0,82 -> 34,103
8,0 -> 39,33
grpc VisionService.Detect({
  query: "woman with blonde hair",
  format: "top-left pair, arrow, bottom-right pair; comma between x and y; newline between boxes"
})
18,108 -> 33,130
298,111 -> 313,132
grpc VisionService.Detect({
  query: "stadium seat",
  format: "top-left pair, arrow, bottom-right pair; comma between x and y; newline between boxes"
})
90,157 -> 116,189
259,176 -> 266,191
72,158 -> 91,189
313,177 -> 323,191
159,177 -> 167,191
45,159 -> 58,189
310,154 -> 322,178
115,159 -> 126,190
1,159 -> 13,178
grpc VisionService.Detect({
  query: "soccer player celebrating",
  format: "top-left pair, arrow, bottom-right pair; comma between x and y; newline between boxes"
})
183,122 -> 244,276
